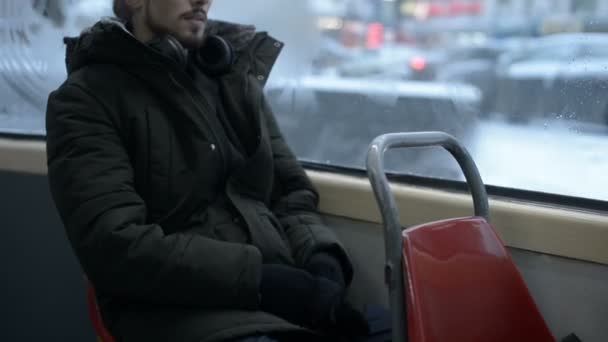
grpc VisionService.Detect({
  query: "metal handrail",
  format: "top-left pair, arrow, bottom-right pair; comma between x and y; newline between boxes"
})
366,131 -> 489,342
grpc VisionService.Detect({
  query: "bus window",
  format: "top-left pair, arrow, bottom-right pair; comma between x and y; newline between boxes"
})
2,0 -> 608,204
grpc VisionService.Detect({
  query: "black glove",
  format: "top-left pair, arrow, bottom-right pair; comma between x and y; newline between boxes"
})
259,264 -> 343,327
330,303 -> 371,338
304,252 -> 346,289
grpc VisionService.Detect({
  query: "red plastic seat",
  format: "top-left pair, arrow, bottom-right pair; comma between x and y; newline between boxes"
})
402,217 -> 555,342
86,282 -> 116,342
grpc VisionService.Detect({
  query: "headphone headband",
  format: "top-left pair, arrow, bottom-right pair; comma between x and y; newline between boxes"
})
147,35 -> 234,76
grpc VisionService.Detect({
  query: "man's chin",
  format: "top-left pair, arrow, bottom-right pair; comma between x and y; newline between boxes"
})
176,31 -> 206,49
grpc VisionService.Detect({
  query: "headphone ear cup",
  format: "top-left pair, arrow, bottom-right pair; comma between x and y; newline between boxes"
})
147,35 -> 188,67
198,35 -> 234,76
165,35 -> 189,67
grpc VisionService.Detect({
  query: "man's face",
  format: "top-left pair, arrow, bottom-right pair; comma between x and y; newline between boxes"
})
143,0 -> 214,48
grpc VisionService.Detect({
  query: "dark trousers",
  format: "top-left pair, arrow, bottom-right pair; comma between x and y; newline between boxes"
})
233,306 -> 392,342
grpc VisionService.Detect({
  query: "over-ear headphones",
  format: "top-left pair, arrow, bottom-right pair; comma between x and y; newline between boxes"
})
147,34 -> 189,68
197,35 -> 235,76
147,34 -> 234,76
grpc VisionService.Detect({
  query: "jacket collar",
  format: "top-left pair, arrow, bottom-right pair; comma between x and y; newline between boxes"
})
64,17 -> 283,83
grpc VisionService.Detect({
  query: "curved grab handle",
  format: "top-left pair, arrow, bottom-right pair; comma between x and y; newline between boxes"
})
365,131 -> 489,342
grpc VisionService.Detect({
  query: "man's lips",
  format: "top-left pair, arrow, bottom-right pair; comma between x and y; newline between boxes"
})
182,10 -> 207,22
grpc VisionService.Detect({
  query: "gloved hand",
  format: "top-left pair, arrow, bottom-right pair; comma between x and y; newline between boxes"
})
304,251 -> 346,289
259,264 -> 369,338
259,264 -> 343,327
330,302 -> 371,338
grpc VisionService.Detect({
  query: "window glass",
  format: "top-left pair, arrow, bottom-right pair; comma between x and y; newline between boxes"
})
0,0 -> 101,134
2,0 -> 608,202
215,0 -> 608,202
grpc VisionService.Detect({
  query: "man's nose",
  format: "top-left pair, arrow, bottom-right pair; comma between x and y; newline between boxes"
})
192,0 -> 209,6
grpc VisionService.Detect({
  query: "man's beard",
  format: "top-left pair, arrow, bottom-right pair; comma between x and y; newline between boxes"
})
145,1 -> 205,49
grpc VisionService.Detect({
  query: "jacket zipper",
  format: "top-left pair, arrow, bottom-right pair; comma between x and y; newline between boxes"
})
168,72 -> 228,176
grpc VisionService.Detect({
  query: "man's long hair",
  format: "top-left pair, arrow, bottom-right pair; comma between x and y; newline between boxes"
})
113,0 -> 131,22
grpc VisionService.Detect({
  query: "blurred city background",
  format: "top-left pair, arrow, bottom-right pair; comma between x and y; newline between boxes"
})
1,0 -> 607,201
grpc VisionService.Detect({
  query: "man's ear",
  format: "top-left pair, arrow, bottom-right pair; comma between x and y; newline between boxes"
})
125,0 -> 145,12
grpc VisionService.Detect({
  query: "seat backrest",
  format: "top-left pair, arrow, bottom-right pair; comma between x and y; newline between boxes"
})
402,217 -> 554,342
86,282 -> 116,342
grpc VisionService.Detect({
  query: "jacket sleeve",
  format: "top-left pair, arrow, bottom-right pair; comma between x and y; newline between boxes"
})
45,83 -> 262,309
261,94 -> 354,286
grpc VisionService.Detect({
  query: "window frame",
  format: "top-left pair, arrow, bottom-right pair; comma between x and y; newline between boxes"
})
301,160 -> 608,214
0,131 -> 606,212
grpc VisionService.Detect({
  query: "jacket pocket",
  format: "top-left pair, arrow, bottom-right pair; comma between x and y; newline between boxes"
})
260,211 -> 289,244
251,201 -> 294,264
213,222 -> 249,244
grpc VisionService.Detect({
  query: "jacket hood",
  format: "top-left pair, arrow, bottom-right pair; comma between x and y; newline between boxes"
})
63,17 -> 265,75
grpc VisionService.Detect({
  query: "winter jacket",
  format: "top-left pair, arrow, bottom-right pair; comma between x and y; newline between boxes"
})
45,18 -> 352,342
